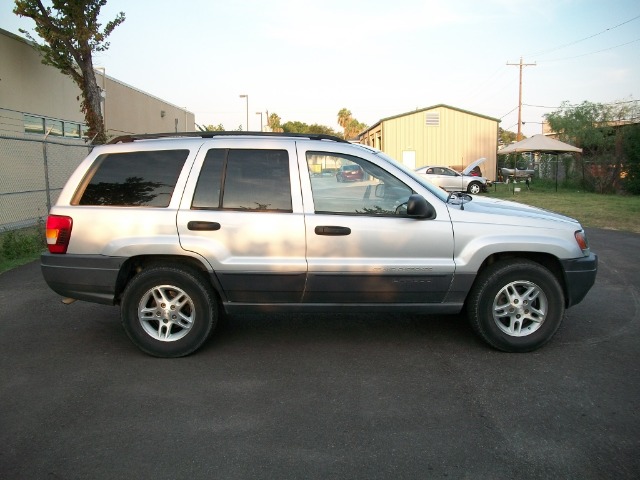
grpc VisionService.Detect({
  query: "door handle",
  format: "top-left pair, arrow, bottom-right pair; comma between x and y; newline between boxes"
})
315,226 -> 351,236
187,221 -> 221,231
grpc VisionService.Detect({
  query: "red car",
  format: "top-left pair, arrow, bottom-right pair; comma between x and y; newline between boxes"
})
336,164 -> 364,182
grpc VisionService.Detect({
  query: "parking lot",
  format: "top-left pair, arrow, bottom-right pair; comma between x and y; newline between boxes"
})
0,228 -> 638,479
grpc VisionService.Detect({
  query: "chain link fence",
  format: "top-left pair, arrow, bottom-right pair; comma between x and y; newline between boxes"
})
0,134 -> 90,230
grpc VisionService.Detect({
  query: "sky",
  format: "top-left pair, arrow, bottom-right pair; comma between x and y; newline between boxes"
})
2,0 -> 639,136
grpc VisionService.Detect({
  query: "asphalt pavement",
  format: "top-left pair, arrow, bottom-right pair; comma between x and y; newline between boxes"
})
0,228 -> 638,479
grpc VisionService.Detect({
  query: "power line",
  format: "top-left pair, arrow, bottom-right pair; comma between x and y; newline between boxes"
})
527,13 -> 640,57
461,65 -> 510,105
541,37 -> 640,63
523,99 -> 640,110
500,106 -> 519,119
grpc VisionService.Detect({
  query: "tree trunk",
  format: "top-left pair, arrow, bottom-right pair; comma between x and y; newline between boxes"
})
78,60 -> 106,144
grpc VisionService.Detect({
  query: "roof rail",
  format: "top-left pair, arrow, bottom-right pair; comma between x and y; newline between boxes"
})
108,131 -> 350,144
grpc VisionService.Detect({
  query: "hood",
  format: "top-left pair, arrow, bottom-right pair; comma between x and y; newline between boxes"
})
462,157 -> 487,175
459,195 -> 579,226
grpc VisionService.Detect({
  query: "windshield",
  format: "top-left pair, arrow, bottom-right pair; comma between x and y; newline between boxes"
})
372,150 -> 450,202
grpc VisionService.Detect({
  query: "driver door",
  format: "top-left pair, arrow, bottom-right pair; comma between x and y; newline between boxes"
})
300,148 -> 456,304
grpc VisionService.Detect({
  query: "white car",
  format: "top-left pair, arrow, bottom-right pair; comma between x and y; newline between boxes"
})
416,158 -> 488,194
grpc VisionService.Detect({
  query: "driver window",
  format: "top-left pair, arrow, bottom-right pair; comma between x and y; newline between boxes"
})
306,151 -> 413,215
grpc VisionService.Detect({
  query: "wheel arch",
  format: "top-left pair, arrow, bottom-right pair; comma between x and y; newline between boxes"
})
114,254 -> 224,305
470,251 -> 568,307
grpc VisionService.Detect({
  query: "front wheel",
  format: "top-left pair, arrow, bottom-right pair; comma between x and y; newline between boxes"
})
121,266 -> 217,357
467,181 -> 482,194
466,260 -> 565,352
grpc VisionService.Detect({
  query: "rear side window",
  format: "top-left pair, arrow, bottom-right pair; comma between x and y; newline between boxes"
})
192,149 -> 292,212
76,150 -> 189,207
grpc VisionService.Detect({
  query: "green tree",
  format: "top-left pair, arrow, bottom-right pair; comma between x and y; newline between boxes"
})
14,0 -> 125,144
281,121 -> 338,136
307,123 -> 339,136
498,128 -> 518,145
623,124 -> 640,194
337,108 -> 352,130
546,101 -> 614,154
281,120 -> 308,133
337,108 -> 367,140
267,113 -> 284,132
344,118 -> 367,140
545,100 -> 639,193
197,123 -> 225,132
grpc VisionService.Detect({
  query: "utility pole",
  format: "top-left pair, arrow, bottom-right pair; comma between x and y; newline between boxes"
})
507,57 -> 536,141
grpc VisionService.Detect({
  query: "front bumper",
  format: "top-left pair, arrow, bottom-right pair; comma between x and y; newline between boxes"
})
561,253 -> 598,307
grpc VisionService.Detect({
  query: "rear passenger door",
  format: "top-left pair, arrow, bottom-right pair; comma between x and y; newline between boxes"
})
177,140 -> 306,303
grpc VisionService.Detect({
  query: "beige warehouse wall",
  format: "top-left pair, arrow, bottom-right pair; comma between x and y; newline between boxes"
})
1,28 -> 194,139
103,77 -> 195,136
0,30 -> 84,124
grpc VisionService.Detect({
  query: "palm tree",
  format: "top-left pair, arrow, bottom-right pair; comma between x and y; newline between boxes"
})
267,113 -> 284,132
337,108 -> 352,130
344,118 -> 367,140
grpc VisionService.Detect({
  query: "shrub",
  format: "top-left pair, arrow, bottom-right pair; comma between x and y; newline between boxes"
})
0,227 -> 45,261
623,124 -> 640,195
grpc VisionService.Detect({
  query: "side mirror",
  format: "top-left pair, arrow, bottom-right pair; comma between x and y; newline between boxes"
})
375,183 -> 385,198
406,194 -> 436,219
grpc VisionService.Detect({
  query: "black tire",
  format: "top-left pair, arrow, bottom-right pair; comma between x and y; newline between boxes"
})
466,259 -> 565,352
121,266 -> 217,357
467,181 -> 482,194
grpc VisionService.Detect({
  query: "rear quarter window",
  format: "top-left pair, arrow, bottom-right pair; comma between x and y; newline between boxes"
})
75,150 -> 189,207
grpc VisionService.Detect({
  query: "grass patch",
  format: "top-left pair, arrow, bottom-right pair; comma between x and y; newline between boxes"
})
486,180 -> 640,234
0,225 -> 46,274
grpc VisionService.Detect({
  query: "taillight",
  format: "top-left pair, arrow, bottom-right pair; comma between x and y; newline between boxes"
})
46,215 -> 73,254
574,230 -> 589,255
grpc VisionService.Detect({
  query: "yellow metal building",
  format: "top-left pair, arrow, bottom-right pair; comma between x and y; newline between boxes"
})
359,104 -> 499,180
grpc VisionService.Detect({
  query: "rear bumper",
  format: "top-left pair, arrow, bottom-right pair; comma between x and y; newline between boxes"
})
561,253 -> 598,307
41,253 -> 124,305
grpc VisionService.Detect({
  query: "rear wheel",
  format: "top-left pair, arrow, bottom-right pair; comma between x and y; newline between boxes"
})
121,266 -> 217,357
466,259 -> 565,352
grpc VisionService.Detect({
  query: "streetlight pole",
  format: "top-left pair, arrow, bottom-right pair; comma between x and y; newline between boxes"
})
239,94 -> 248,131
256,112 -> 263,132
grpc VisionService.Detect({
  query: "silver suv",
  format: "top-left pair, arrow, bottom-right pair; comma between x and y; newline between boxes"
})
41,132 -> 597,357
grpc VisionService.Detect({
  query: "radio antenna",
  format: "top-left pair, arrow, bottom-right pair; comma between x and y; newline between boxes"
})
460,157 -> 465,210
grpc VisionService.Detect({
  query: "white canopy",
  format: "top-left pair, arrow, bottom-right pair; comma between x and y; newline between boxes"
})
499,134 -> 582,154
